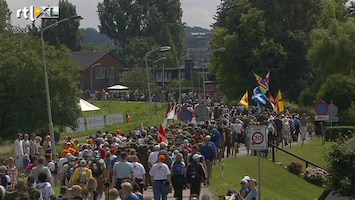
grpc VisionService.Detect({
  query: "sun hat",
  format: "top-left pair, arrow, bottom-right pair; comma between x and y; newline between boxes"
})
192,154 -> 202,161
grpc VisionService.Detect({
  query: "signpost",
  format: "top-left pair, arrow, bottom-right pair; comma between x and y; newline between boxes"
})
179,109 -> 193,122
248,125 -> 267,200
194,105 -> 210,122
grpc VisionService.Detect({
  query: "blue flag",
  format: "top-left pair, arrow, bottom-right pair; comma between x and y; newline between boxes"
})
251,87 -> 269,105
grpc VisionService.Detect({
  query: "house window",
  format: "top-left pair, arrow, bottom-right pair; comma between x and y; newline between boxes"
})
95,67 -> 105,79
106,67 -> 114,78
118,72 -> 124,82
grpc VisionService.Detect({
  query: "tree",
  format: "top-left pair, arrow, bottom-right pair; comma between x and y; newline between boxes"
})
122,68 -> 150,91
98,0 -> 184,67
326,136 -> 355,197
211,0 -> 322,101
0,32 -> 81,138
317,74 -> 355,112
0,0 -> 11,32
41,0 -> 83,51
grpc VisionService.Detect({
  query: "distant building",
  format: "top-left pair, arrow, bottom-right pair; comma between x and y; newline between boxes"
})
72,51 -> 125,91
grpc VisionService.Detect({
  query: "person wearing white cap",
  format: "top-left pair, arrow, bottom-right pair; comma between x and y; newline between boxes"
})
186,154 -> 206,198
148,145 -> 161,167
70,159 -> 93,189
228,177 -> 258,200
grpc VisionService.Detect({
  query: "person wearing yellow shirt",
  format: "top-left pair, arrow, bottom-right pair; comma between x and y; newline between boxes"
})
70,159 -> 93,189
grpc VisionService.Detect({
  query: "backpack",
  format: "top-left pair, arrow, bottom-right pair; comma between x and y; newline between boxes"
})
0,174 -> 8,189
77,168 -> 88,185
211,129 -> 218,142
187,163 -> 201,180
36,183 -> 55,200
65,162 -> 76,180
172,162 -> 184,176
90,159 -> 103,177
49,161 -> 58,175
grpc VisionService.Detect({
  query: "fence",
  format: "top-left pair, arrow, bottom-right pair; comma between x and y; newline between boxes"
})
65,113 -> 124,133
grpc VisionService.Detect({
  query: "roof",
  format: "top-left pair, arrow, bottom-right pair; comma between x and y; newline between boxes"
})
72,51 -> 108,71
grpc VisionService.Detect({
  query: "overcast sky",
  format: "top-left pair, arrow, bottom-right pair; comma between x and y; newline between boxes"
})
7,0 -> 220,30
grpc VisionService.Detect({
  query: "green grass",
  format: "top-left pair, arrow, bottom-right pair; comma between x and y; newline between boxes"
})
209,138 -> 332,200
271,138 -> 332,170
61,101 -> 167,140
210,157 -> 325,200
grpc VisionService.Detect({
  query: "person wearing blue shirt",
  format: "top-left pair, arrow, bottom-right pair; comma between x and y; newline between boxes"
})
200,135 -> 216,185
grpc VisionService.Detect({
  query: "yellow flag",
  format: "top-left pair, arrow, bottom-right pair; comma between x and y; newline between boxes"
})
275,89 -> 284,113
239,91 -> 249,109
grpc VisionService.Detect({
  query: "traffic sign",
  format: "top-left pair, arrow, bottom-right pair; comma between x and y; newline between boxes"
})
248,125 -> 268,151
314,115 -> 329,121
194,105 -> 210,122
327,104 -> 338,117
179,109 -> 193,122
315,101 -> 328,115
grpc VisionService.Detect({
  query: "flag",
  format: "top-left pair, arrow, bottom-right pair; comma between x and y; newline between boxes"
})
268,93 -> 276,112
253,72 -> 269,94
252,87 -> 269,105
275,89 -> 285,113
265,70 -> 270,85
166,103 -> 176,120
239,91 -> 249,109
158,118 -> 168,144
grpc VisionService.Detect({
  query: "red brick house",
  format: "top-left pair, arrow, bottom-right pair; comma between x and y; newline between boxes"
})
72,51 -> 125,91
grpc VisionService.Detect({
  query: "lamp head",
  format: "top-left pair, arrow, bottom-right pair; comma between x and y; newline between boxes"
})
69,15 -> 83,22
159,46 -> 171,52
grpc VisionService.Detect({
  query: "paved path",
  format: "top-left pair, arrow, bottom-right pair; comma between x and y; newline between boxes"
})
139,135 -> 313,199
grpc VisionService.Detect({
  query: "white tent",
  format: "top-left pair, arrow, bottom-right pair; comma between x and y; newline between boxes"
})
107,84 -> 129,90
79,99 -> 100,112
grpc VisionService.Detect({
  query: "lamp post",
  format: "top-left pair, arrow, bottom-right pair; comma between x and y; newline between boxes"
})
145,46 -> 171,124
41,15 -> 83,160
201,47 -> 225,101
90,63 -> 102,91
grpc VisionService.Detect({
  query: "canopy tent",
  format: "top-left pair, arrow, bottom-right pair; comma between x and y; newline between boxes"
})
79,99 -> 100,112
107,84 -> 129,90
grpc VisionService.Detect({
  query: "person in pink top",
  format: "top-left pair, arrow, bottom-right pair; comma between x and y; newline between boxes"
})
25,155 -> 39,175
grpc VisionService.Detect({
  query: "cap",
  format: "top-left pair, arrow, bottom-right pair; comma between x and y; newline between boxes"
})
205,135 -> 211,140
240,179 -> 248,184
192,154 -> 202,161
79,159 -> 87,166
66,153 -> 73,158
243,176 -> 251,181
154,145 -> 160,150
183,139 -> 189,144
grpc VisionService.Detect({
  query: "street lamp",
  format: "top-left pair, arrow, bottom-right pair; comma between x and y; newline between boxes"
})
201,47 -> 225,101
145,46 -> 171,124
90,63 -> 102,91
41,15 -> 83,160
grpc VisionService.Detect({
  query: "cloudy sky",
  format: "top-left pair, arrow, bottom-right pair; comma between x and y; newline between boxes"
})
7,0 -> 220,30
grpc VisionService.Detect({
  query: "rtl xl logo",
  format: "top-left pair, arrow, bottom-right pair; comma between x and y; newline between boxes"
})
16,6 -> 60,21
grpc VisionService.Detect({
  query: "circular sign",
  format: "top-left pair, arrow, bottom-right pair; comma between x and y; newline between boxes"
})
327,104 -> 338,117
153,95 -> 160,103
252,132 -> 264,145
179,109 -> 193,122
315,101 -> 328,115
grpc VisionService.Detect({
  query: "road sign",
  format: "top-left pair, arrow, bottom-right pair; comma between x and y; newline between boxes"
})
326,117 -> 339,123
179,109 -> 193,122
314,115 -> 329,121
194,105 -> 210,122
327,104 -> 338,117
248,125 -> 268,151
315,101 -> 328,115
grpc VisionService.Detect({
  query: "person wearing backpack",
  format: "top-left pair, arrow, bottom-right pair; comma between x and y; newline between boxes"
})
200,135 -> 216,186
35,172 -> 56,200
62,156 -> 77,186
88,155 -> 106,195
171,153 -> 186,200
70,160 -> 92,189
186,154 -> 206,198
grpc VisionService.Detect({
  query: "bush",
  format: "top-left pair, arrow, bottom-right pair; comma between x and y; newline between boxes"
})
288,161 -> 303,175
304,167 -> 328,186
324,126 -> 355,141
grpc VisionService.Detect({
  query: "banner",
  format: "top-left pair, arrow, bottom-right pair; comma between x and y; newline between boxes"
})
106,113 -> 124,125
86,115 -> 105,130
65,117 -> 86,133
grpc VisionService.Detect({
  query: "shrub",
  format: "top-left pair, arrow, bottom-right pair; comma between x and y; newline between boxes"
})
288,161 -> 303,175
304,167 -> 328,186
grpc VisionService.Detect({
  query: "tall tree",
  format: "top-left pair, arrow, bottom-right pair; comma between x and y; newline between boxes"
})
0,0 -> 11,32
0,32 -> 81,138
42,0 -> 83,51
98,0 -> 184,67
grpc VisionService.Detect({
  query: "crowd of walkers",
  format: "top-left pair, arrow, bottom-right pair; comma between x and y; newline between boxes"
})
1,95 -> 310,200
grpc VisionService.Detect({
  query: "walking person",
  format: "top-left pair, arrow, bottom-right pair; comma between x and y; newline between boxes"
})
149,155 -> 171,200
200,135 -> 216,185
300,113 -> 308,144
186,154 -> 206,198
112,151 -> 134,191
171,153 -> 186,200
131,155 -> 146,194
